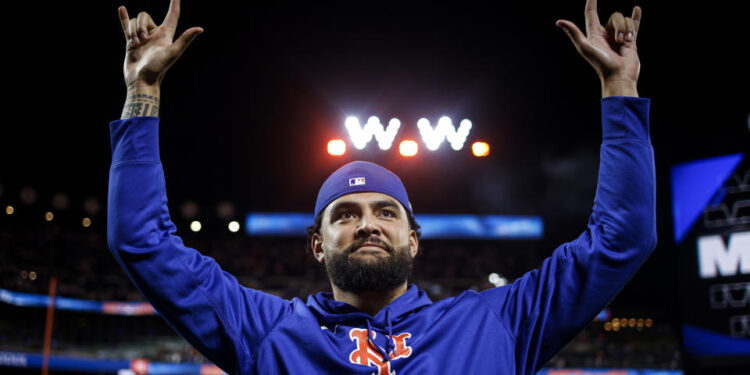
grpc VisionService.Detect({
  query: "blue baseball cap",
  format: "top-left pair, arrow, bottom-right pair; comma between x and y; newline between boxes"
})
314,161 -> 412,219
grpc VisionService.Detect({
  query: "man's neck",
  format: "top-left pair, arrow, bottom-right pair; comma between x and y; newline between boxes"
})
331,282 -> 408,316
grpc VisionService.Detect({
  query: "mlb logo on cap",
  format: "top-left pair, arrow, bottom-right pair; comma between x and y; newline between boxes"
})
349,177 -> 366,186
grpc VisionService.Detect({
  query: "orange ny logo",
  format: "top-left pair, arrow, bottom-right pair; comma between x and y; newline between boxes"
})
348,328 -> 412,375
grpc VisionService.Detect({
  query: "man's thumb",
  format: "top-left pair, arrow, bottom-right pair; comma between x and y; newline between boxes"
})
171,27 -> 204,56
555,20 -> 585,50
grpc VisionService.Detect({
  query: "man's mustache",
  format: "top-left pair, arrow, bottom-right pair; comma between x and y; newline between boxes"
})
344,237 -> 394,255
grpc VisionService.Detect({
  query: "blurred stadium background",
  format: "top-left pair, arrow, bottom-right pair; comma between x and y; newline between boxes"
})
1,0 -> 749,374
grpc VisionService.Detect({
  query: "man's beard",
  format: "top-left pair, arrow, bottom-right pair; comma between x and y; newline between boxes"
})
324,237 -> 413,294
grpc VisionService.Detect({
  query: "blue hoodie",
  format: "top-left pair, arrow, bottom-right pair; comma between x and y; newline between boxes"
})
108,97 -> 655,374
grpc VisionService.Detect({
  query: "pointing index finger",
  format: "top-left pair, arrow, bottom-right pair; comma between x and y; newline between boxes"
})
584,0 -> 600,35
162,0 -> 181,30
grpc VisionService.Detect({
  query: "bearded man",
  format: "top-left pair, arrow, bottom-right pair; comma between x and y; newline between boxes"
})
108,0 -> 655,373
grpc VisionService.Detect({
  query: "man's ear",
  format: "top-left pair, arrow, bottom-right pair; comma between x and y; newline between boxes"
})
408,229 -> 419,258
311,233 -> 325,263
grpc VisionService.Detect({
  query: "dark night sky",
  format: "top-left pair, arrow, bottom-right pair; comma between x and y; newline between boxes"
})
2,1 -> 749,308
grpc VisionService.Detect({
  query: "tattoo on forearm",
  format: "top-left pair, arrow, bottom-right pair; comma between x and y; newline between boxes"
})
121,94 -> 160,119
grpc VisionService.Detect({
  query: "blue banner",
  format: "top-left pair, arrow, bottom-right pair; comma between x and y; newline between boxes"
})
0,351 -> 225,374
0,288 -> 156,315
246,212 -> 543,239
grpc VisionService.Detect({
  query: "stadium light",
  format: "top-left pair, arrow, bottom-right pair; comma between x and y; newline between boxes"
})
472,141 -> 490,157
5,205 -> 13,215
399,140 -> 418,157
488,273 -> 507,287
131,358 -> 149,375
44,211 -> 54,222
228,221 -> 240,233
82,217 -> 91,228
327,139 -> 346,156
190,220 -> 202,232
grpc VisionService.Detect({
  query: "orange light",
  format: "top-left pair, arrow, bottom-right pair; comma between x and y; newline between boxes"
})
472,141 -> 490,157
327,139 -> 346,156
399,140 -> 418,157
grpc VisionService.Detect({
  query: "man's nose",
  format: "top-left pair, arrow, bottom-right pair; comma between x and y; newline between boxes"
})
355,212 -> 381,237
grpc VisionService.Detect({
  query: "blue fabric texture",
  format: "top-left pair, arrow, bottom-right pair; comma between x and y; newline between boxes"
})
314,160 -> 413,218
107,96 -> 655,374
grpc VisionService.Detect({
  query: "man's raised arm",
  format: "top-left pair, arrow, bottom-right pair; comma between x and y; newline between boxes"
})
108,2 -> 292,373
479,1 -> 655,372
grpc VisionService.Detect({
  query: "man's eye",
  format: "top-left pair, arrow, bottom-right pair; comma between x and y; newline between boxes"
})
341,212 -> 355,219
380,210 -> 395,218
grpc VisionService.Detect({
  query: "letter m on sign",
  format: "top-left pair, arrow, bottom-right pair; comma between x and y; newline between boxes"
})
698,232 -> 750,278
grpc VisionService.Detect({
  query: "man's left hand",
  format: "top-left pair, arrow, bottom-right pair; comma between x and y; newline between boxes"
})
556,0 -> 641,97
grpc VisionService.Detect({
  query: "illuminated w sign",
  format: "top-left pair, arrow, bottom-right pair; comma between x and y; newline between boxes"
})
417,116 -> 472,151
344,116 -> 473,151
345,116 -> 401,150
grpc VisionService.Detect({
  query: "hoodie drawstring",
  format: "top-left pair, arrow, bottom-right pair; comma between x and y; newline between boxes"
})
365,308 -> 395,362
385,307 -> 394,360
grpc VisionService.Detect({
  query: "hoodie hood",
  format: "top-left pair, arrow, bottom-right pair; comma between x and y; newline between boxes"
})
307,284 -> 432,327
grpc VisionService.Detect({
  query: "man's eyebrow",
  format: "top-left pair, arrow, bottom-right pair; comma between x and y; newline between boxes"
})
371,200 -> 400,212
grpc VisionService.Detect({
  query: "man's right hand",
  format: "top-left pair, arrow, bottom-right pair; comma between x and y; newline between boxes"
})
118,0 -> 202,119
118,0 -> 203,90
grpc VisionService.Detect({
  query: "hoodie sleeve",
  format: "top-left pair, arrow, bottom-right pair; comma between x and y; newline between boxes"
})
107,117 -> 293,373
478,97 -> 656,374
